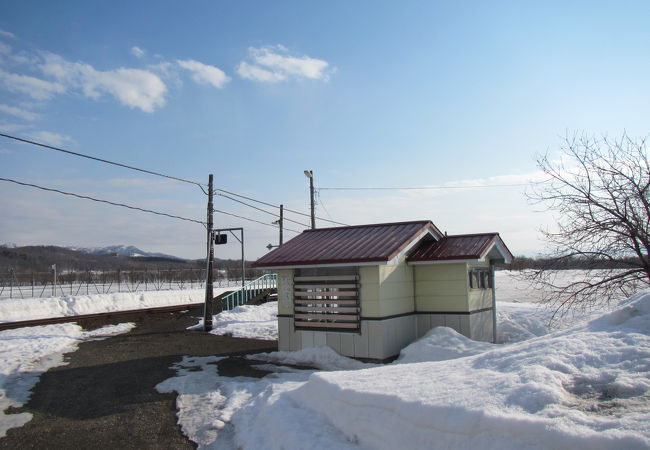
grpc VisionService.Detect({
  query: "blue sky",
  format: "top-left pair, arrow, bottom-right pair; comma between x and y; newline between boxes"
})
1,1 -> 649,259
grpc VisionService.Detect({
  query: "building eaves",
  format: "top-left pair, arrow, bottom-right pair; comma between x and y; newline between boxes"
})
252,220 -> 440,268
407,233 -> 507,262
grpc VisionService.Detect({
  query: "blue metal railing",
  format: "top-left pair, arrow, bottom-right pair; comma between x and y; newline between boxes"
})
221,273 -> 277,310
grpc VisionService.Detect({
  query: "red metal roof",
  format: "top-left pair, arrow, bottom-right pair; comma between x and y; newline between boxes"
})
252,220 -> 441,268
407,233 -> 510,262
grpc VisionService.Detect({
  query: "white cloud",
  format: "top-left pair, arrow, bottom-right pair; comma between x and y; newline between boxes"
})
0,42 -> 10,55
131,46 -> 145,58
0,104 -> 40,121
236,62 -> 286,83
177,59 -> 230,89
0,122 -> 28,133
0,29 -> 16,39
10,51 -> 39,66
41,53 -> 167,113
237,45 -> 331,83
28,130 -> 74,147
0,70 -> 66,100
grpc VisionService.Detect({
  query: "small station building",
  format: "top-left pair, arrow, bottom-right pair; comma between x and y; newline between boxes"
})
252,220 -> 512,360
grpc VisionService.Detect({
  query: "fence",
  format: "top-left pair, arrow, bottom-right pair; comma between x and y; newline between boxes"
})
0,268 -> 244,300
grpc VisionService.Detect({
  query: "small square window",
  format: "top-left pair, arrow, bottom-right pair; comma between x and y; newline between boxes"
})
469,269 -> 491,289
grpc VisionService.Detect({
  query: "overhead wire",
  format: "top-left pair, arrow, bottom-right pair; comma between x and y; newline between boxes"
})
214,188 -> 349,226
0,177 -> 300,234
213,207 -> 301,234
318,183 -> 531,191
0,133 -> 206,188
0,132 -> 345,227
315,189 -> 334,223
0,177 -> 207,225
216,192 -> 310,228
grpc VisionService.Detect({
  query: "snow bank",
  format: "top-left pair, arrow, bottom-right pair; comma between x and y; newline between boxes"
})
0,322 -> 135,437
495,271 -> 613,343
156,356 -> 358,450
160,292 -> 650,449
0,288 -> 231,323
290,294 -> 650,449
248,346 -> 372,371
190,302 -> 278,341
396,327 -> 493,363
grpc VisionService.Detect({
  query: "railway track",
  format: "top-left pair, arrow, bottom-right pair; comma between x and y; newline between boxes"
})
0,302 -> 206,331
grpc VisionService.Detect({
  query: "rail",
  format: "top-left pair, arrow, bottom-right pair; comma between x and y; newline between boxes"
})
221,273 -> 277,310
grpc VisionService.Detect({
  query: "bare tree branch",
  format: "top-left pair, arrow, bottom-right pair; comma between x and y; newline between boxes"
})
524,132 -> 650,317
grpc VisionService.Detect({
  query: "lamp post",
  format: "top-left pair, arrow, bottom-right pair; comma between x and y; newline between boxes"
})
304,170 -> 315,229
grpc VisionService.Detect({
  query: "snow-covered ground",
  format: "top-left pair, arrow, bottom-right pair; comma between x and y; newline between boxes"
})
191,302 -> 278,341
0,322 -> 135,437
0,288 -> 233,323
2,271 -> 648,448
156,274 -> 650,449
190,271 -> 606,345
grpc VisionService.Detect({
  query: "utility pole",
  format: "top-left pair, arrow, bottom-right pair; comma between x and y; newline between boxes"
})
51,264 -> 56,296
304,170 -> 315,229
279,204 -> 284,245
203,174 -> 214,331
241,230 -> 245,290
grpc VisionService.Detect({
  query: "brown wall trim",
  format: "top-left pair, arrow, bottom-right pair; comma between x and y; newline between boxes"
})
361,308 -> 493,321
360,312 -> 414,321
280,307 -> 493,322
416,307 -> 494,316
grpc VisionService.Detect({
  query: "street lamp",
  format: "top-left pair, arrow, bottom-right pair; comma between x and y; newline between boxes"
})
304,170 -> 315,229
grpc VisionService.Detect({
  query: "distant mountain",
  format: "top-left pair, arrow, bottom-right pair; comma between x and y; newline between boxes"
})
67,245 -> 185,261
0,245 -> 260,274
0,245 -> 200,272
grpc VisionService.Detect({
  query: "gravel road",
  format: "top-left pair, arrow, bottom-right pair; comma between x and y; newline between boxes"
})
0,306 -> 277,449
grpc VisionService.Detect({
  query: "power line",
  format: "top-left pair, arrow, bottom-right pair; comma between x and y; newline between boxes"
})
213,207 -> 301,234
214,188 -> 349,226
1,176 -> 301,234
318,183 -> 531,191
0,132 -> 345,226
0,177 -> 206,225
315,189 -> 334,222
0,133 -> 205,188
216,192 -> 310,228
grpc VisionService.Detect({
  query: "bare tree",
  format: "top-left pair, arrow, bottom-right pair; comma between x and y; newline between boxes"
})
527,133 -> 650,316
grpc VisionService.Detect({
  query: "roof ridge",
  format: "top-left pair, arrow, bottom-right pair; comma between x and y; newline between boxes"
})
444,232 -> 499,238
303,220 -> 435,233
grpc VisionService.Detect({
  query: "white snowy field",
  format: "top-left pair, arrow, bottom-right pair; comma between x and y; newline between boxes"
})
1,271 -> 648,448
0,270 -> 588,326
156,272 -> 650,449
0,287 -> 234,323
199,271 -> 607,345
0,322 -> 135,437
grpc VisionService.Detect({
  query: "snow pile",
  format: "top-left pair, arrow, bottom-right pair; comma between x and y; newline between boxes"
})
0,288 -> 232,323
497,301 -> 553,343
495,271 -> 611,344
0,322 -> 135,437
156,356 -> 357,450
396,327 -> 494,363
248,346 -> 372,371
160,293 -> 650,449
290,294 -> 650,449
191,302 -> 278,341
